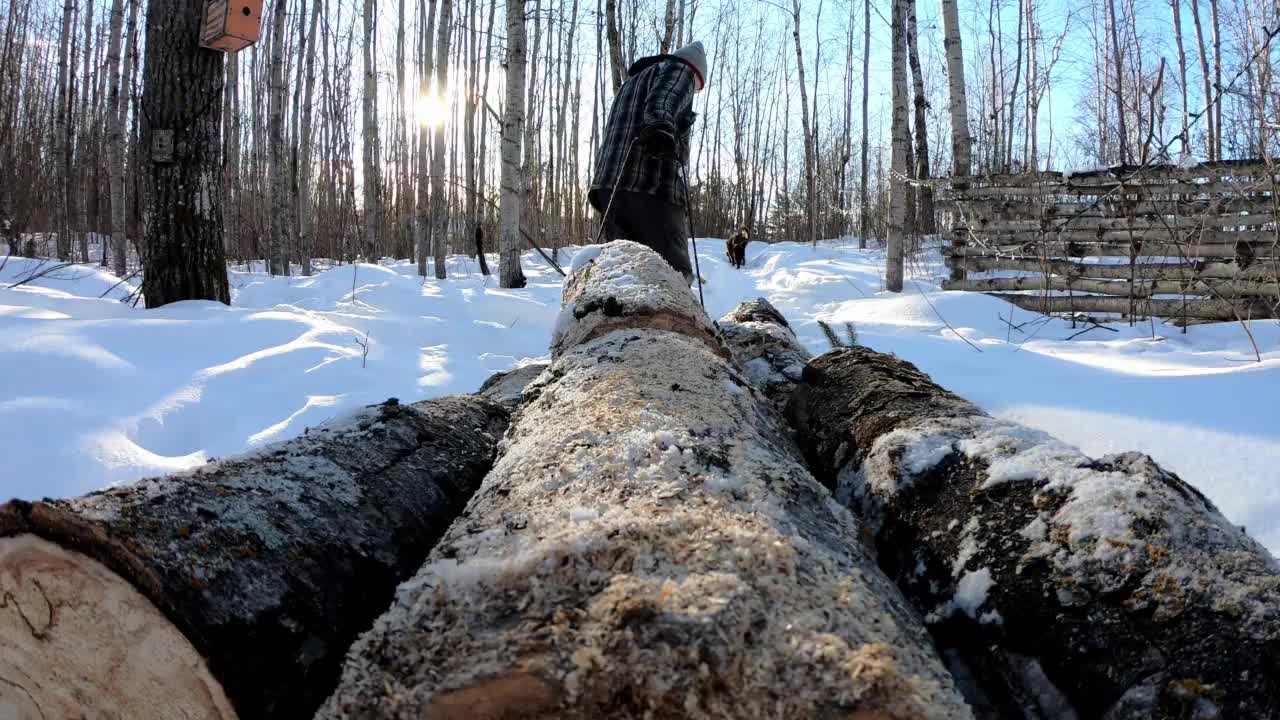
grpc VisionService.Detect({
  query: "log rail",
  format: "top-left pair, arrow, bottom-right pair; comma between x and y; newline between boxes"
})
943,159 -> 1280,321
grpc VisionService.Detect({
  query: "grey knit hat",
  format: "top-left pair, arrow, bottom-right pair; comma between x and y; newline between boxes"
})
672,41 -> 708,92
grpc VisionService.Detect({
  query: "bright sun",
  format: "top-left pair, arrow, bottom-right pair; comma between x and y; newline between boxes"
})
417,93 -> 447,129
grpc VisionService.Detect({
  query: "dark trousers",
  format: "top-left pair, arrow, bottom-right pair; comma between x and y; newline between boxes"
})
595,190 -> 694,281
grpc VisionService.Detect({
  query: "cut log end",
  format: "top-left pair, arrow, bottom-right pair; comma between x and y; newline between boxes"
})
0,534 -> 237,720
553,241 -> 722,358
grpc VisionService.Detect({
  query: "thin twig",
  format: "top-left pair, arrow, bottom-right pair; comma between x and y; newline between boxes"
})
99,269 -> 141,299
911,279 -> 983,353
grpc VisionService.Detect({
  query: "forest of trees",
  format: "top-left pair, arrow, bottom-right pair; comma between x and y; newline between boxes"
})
0,0 -> 1277,300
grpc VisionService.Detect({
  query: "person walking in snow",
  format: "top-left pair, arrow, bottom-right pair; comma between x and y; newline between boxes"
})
589,42 -> 708,282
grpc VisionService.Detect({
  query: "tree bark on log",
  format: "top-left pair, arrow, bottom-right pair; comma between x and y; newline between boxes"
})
320,241 -> 970,719
788,347 -> 1280,719
717,298 -> 812,408
953,256 -> 1280,282
944,275 -> 1280,299
986,293 -> 1276,321
0,396 -> 509,720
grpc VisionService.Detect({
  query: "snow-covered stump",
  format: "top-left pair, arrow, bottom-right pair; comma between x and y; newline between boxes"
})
717,298 -> 811,408
788,347 -> 1280,719
320,241 -> 970,720
0,396 -> 509,720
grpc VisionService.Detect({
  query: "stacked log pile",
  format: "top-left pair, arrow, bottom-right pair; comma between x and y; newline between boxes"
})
3,241 -> 1277,719
319,242 -> 969,719
943,160 -> 1280,321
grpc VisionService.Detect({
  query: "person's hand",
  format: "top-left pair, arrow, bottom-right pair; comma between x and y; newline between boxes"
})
638,122 -> 677,159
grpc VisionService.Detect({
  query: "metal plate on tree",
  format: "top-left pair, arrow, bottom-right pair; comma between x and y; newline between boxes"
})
153,130 -> 175,164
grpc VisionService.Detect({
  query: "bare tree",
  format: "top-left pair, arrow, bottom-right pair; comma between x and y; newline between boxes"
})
905,0 -> 933,233
362,0 -> 383,261
430,0 -> 453,279
55,0 -> 75,260
105,0 -> 127,275
859,0 -> 870,247
887,0 -> 908,292
605,0 -> 624,92
499,0 -> 528,288
1106,0 -> 1129,162
659,0 -> 677,54
268,0 -> 290,276
415,0 -> 437,277
790,0 -> 816,246
1190,0 -> 1214,158
297,0 -> 320,276
941,0 -> 971,176
223,51 -> 240,262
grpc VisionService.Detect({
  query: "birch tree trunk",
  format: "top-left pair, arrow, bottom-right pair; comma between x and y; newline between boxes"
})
1190,0 -> 1214,160
415,0 -> 436,277
521,0 -> 543,246
223,51 -> 240,262
268,0 -> 291,277
362,0 -> 382,262
905,0 -> 933,234
887,0 -> 908,292
860,0 -> 870,247
790,0 -> 817,246
1209,0 -> 1221,161
941,0 -> 971,176
123,0 -> 142,249
430,0 -> 453,279
462,0 -> 478,271
605,0 -> 624,92
1106,0 -> 1128,163
499,0 -> 527,288
1,396 -> 508,720
319,241 -> 970,719
76,0 -> 94,263
139,0 -> 229,307
789,347 -> 1280,719
55,0 -> 74,261
476,0 -> 497,245
659,0 -> 678,54
297,0 -> 320,276
106,0 -> 127,276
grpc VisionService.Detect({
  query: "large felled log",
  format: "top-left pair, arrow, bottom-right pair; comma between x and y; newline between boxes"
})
320,241 -> 970,719
0,396 -> 509,720
716,297 -> 812,407
788,347 -> 1280,719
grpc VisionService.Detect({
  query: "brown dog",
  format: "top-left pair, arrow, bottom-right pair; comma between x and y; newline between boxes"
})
726,227 -> 749,269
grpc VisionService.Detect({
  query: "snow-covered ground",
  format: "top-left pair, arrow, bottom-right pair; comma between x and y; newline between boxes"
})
2,241 -> 1278,553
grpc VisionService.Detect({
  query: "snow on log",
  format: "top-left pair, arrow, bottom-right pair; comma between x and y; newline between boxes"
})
551,240 -> 723,357
717,298 -> 812,407
320,241 -> 971,719
0,396 -> 509,720
788,347 -> 1280,719
478,362 -> 550,407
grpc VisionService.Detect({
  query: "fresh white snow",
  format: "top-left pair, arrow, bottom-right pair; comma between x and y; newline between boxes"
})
1,240 -> 1277,554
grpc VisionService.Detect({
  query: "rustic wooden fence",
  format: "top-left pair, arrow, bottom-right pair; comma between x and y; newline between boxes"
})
942,159 -> 1280,322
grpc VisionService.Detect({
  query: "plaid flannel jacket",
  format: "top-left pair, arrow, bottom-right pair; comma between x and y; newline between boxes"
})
589,56 -> 698,210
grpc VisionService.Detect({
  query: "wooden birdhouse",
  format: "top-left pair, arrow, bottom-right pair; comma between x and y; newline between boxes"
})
200,0 -> 263,53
